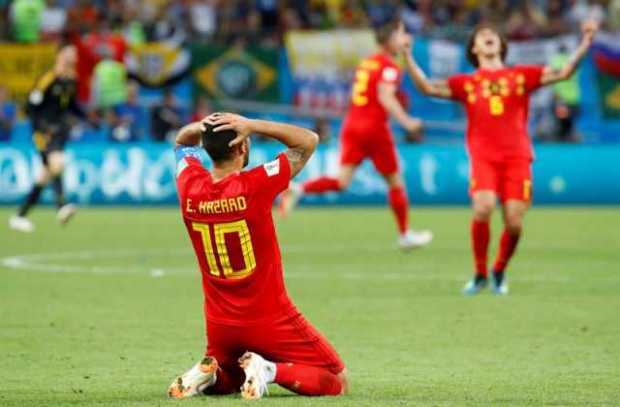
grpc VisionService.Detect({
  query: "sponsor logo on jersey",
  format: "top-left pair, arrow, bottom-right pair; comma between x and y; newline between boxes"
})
264,159 -> 280,177
382,67 -> 398,82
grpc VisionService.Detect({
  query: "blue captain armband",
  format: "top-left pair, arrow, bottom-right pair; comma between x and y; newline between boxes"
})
175,145 -> 205,177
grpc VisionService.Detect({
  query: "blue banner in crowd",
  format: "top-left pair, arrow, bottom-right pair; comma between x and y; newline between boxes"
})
1,143 -> 619,205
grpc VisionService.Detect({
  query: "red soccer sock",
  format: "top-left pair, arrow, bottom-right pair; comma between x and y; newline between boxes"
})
471,219 -> 491,277
493,228 -> 521,273
388,186 -> 409,235
275,363 -> 342,396
303,177 -> 341,194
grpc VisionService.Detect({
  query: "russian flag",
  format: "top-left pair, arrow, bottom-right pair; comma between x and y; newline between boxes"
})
592,33 -> 620,77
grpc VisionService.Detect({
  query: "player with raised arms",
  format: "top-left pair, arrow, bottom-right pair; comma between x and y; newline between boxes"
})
280,17 -> 433,251
168,112 -> 348,400
402,21 -> 598,294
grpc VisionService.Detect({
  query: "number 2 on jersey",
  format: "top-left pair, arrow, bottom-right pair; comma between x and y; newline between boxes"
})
351,69 -> 370,106
192,220 -> 257,279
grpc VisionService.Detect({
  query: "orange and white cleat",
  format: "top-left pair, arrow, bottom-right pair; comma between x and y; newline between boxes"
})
278,183 -> 302,219
57,203 -> 77,226
167,356 -> 218,399
239,352 -> 275,400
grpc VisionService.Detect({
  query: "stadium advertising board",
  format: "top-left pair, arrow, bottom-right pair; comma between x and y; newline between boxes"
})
0,143 -> 618,205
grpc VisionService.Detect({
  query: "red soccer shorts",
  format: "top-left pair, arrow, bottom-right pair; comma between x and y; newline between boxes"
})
205,313 -> 345,389
339,123 -> 399,175
469,158 -> 533,202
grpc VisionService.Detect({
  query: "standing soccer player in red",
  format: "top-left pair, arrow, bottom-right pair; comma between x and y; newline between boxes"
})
280,18 -> 433,250
402,21 -> 598,294
168,113 -> 347,400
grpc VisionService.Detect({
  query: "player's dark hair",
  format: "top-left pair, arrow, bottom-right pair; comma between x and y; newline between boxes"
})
201,123 -> 238,163
374,16 -> 402,45
466,24 -> 508,68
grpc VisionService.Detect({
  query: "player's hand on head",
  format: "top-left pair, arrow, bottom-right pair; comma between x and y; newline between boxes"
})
203,112 -> 254,146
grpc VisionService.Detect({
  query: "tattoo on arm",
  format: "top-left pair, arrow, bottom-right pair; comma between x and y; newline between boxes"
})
285,147 -> 311,178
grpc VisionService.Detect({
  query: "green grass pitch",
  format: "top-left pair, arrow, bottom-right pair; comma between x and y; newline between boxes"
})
1,207 -> 619,406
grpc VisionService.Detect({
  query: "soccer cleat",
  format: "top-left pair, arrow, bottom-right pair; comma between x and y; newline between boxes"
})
57,204 -> 77,225
8,216 -> 34,233
278,183 -> 302,219
491,271 -> 509,295
398,229 -> 433,251
462,275 -> 488,295
167,356 -> 219,399
239,352 -> 272,400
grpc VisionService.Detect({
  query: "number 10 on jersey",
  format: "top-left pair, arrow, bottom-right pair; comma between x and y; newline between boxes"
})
192,220 -> 257,279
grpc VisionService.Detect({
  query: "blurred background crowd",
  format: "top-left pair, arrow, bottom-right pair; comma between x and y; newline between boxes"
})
1,0 -> 618,44
0,0 -> 618,145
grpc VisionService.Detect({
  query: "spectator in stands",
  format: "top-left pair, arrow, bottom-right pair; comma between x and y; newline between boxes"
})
308,0 -> 335,29
568,0 -> 607,27
40,0 -> 67,42
338,0 -> 368,28
91,50 -> 128,109
120,2 -> 146,45
150,89 -> 183,142
189,0 -> 218,40
314,117 -> 332,144
66,0 -> 100,36
549,45 -> 582,142
543,0 -> 571,37
109,81 -> 145,142
0,85 -> 16,142
505,0 -> 547,40
74,18 -> 128,104
366,0 -> 399,26
10,0 -> 45,43
610,0 -> 620,30
191,96 -> 212,123
257,0 -> 278,32
144,3 -> 186,45
280,7 -> 304,32
478,0 -> 512,27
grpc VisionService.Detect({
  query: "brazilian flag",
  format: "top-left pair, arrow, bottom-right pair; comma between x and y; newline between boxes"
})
191,44 -> 278,102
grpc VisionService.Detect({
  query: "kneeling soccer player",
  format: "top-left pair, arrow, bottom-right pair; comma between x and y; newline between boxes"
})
168,112 -> 348,400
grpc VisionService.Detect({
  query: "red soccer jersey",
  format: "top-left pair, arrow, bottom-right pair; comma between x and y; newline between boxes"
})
447,65 -> 545,162
175,146 -> 298,325
345,52 -> 402,128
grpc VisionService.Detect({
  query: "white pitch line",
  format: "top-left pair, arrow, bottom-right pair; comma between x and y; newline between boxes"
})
0,247 -> 618,283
